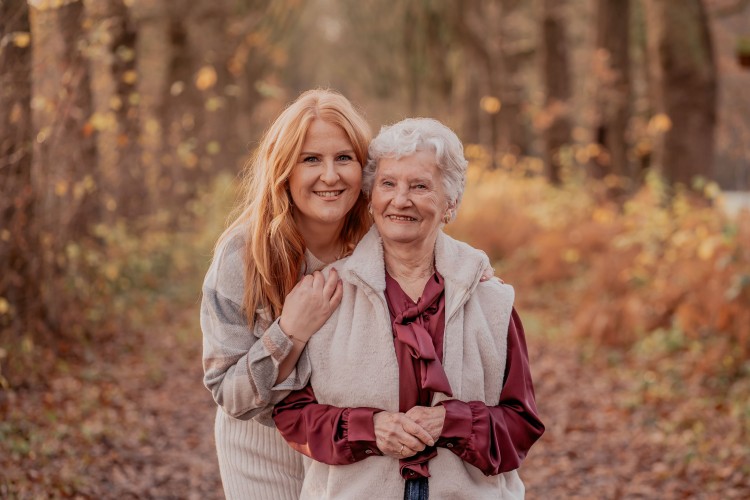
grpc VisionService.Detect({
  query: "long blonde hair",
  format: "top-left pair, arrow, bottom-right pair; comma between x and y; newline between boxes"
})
219,89 -> 371,327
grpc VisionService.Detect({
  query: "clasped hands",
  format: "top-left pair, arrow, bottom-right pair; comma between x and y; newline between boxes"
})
373,406 -> 446,459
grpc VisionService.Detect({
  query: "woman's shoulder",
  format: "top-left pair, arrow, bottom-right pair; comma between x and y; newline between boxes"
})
475,277 -> 515,313
478,277 -> 514,297
203,224 -> 249,301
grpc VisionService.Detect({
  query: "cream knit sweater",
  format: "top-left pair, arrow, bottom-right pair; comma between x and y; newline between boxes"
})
201,226 -> 325,500
300,227 -> 525,499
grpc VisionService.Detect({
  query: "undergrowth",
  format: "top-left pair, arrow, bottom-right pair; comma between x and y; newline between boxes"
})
448,151 -> 750,475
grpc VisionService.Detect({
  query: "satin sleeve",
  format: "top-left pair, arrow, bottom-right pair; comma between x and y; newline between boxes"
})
435,308 -> 545,475
273,384 -> 383,464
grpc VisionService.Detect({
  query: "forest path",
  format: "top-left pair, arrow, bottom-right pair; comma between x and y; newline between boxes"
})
4,304 -> 742,498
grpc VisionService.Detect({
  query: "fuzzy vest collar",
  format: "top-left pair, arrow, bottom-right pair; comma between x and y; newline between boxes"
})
341,226 -> 490,318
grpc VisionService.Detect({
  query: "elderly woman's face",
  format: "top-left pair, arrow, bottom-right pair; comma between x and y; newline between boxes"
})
370,150 -> 451,247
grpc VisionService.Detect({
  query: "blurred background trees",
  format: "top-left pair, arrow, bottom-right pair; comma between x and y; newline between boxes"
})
2,1 -> 750,494
1,0 -> 749,363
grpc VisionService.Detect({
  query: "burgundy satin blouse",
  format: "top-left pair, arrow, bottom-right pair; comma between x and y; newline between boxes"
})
273,272 -> 544,478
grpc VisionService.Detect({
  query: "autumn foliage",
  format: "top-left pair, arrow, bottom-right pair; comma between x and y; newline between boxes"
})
448,151 -> 750,490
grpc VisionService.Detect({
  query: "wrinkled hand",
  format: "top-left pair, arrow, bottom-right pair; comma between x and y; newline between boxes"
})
373,411 -> 434,459
405,406 -> 446,443
279,269 -> 342,343
480,266 -> 502,283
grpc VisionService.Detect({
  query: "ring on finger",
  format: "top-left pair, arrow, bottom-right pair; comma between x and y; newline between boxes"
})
399,444 -> 405,454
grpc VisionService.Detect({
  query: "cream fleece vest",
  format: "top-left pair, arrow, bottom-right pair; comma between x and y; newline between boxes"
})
302,227 -> 525,499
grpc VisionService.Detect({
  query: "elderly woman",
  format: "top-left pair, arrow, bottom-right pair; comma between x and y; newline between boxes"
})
273,118 -> 544,499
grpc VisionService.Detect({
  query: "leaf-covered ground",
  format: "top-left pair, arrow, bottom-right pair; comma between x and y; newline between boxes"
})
2,305 -> 748,498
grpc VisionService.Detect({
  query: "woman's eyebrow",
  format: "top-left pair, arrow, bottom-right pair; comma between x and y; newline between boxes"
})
299,149 -> 355,155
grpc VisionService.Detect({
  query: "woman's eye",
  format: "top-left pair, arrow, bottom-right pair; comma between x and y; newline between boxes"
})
336,154 -> 353,162
302,156 -> 319,163
381,180 -> 394,187
414,184 -> 428,190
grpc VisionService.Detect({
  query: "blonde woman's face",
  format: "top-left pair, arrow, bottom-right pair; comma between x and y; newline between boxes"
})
288,119 -> 362,233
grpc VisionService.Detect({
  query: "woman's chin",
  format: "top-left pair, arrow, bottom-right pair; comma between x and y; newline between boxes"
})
377,228 -> 423,246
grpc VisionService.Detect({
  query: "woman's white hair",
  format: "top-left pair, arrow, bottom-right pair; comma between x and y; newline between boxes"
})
363,118 -> 468,220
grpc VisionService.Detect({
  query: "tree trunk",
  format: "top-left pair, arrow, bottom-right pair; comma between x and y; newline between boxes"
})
541,0 -> 572,184
454,0 -> 501,168
183,0 -> 234,188
28,0 -> 95,330
591,0 -> 632,180
403,1 -> 422,115
1,0 -> 35,338
462,52 -> 482,145
83,0 -> 127,220
642,0 -> 717,185
498,0 -> 530,157
130,0 -> 172,208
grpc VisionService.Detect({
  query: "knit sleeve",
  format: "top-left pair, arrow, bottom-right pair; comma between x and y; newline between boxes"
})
201,230 -> 312,426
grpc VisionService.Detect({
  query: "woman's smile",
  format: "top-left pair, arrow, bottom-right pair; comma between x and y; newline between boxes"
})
385,214 -> 419,222
370,150 -> 449,247
288,119 -> 362,230
314,189 -> 345,198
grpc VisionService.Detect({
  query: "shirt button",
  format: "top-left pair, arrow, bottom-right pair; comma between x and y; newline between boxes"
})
446,443 -> 454,448
365,449 -> 373,454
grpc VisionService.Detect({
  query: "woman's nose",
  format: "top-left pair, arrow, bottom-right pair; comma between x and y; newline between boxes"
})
393,187 -> 411,207
320,159 -> 340,184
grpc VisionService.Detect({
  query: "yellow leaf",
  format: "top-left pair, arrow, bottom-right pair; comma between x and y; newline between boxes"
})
83,175 -> 95,191
697,237 -> 718,260
563,248 -> 580,263
170,81 -> 185,96
195,65 -> 217,91
122,70 -> 137,85
648,113 -> 672,134
105,196 -> 117,211
109,96 -> 122,110
480,96 -> 502,114
104,263 -> 119,281
36,126 -> 51,144
115,45 -> 135,62
55,180 -> 69,196
205,96 -> 225,111
704,182 -> 720,200
12,32 -> 31,48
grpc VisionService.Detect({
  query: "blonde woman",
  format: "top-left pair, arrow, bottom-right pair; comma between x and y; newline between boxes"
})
200,89 -> 372,499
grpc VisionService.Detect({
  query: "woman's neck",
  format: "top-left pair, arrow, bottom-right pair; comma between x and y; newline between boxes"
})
383,238 -> 436,301
295,216 -> 345,264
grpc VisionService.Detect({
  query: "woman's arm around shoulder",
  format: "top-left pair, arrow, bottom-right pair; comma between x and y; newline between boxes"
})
201,231 -> 310,424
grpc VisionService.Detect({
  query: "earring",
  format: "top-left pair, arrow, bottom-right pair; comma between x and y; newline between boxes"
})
443,209 -> 452,224
367,203 -> 373,216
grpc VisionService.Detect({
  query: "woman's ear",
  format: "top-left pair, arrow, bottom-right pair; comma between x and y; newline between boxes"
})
443,201 -> 456,224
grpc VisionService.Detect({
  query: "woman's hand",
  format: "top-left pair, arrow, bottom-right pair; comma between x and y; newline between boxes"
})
405,406 -> 446,443
480,266 -> 502,283
279,269 -> 343,343
373,411 -> 434,459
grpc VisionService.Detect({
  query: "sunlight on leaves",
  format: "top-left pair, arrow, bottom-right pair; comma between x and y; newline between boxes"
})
195,66 -> 218,91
